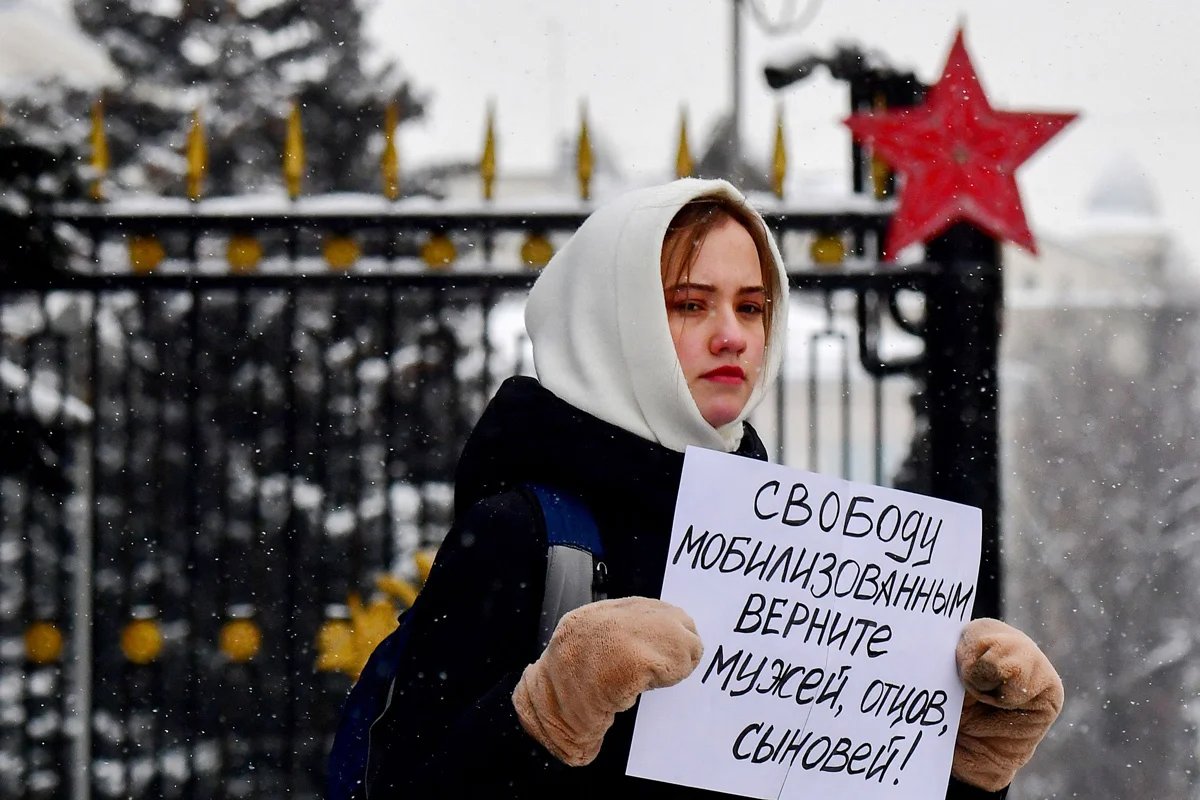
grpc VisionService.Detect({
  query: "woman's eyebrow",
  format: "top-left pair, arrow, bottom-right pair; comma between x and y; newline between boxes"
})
667,283 -> 766,293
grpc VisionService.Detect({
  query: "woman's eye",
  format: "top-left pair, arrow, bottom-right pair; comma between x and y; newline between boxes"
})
739,303 -> 765,315
673,299 -> 704,313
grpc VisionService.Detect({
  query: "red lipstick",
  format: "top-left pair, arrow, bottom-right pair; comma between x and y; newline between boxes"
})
702,366 -> 745,384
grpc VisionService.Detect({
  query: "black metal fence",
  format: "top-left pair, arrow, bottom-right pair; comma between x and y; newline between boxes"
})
0,167 -> 998,799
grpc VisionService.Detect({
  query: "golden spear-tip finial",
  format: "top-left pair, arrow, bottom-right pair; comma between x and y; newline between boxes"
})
480,100 -> 497,201
576,100 -> 593,202
283,99 -> 305,200
772,102 -> 787,200
675,106 -> 693,180
381,101 -> 400,201
89,96 -> 110,202
186,107 -> 207,202
869,92 -> 890,200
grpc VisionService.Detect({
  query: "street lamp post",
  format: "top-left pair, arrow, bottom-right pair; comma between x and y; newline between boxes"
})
728,0 -> 823,185
764,45 -> 925,198
730,0 -> 743,159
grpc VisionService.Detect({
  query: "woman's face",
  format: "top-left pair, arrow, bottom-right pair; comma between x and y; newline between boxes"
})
664,217 -> 768,429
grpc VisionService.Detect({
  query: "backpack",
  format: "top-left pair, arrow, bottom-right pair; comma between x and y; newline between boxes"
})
324,484 -> 605,800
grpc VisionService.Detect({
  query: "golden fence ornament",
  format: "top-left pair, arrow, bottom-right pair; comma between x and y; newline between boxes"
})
219,618 -> 262,663
315,616 -> 355,675
675,107 -> 693,180
89,97 -> 109,202
186,107 -> 207,202
73,95 -> 812,208
421,232 -> 456,269
129,235 -> 166,274
120,617 -> 164,665
25,621 -> 64,664
227,234 -> 263,273
870,93 -> 891,200
521,232 -> 554,268
323,235 -> 360,271
283,100 -> 305,200
316,594 -> 402,679
381,101 -> 400,201
772,103 -> 788,200
810,232 -> 847,266
375,574 -> 419,609
347,594 -> 400,677
312,570 -> 425,678
576,102 -> 593,202
870,153 -> 891,200
480,102 -> 497,201
414,548 -> 437,584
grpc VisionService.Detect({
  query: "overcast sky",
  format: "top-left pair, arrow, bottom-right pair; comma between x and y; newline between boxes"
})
369,0 -> 1200,261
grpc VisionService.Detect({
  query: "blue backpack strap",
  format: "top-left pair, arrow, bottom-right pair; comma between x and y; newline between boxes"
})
527,483 -> 604,557
527,484 -> 605,651
325,620 -> 412,800
327,485 -> 604,799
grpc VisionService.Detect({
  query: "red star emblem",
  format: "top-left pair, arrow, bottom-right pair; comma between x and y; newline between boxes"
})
844,29 -> 1077,259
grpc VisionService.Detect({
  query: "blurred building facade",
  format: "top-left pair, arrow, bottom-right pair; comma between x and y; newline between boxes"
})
1001,157 -> 1200,799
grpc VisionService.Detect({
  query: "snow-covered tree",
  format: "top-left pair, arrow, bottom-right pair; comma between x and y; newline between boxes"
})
1003,242 -> 1200,798
0,83 -> 92,181
50,0 -> 424,196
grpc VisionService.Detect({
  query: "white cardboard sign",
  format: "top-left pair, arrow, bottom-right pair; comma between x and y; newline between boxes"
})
626,447 -> 982,800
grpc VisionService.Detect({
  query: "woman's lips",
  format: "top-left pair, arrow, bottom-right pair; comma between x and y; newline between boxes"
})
702,366 -> 746,384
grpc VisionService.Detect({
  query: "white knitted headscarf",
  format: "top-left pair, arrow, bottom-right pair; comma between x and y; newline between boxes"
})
525,178 -> 789,453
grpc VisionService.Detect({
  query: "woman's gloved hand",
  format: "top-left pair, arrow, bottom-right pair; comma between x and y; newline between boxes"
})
512,597 -> 703,766
952,618 -> 1065,792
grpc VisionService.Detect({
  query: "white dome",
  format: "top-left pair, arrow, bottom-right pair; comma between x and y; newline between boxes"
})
1086,155 -> 1160,219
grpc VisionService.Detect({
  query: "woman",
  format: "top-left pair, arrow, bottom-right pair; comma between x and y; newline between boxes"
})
365,179 -> 1062,799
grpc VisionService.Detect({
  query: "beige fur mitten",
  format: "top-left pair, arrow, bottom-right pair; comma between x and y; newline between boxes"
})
512,596 -> 703,766
952,618 -> 1065,792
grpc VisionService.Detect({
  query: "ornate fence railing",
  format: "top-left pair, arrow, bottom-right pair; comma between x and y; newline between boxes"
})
0,191 -> 998,800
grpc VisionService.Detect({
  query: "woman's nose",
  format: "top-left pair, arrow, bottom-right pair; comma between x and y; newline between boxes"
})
709,309 -> 747,354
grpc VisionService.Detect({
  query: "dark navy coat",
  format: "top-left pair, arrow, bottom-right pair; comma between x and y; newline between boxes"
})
366,376 -> 1003,800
